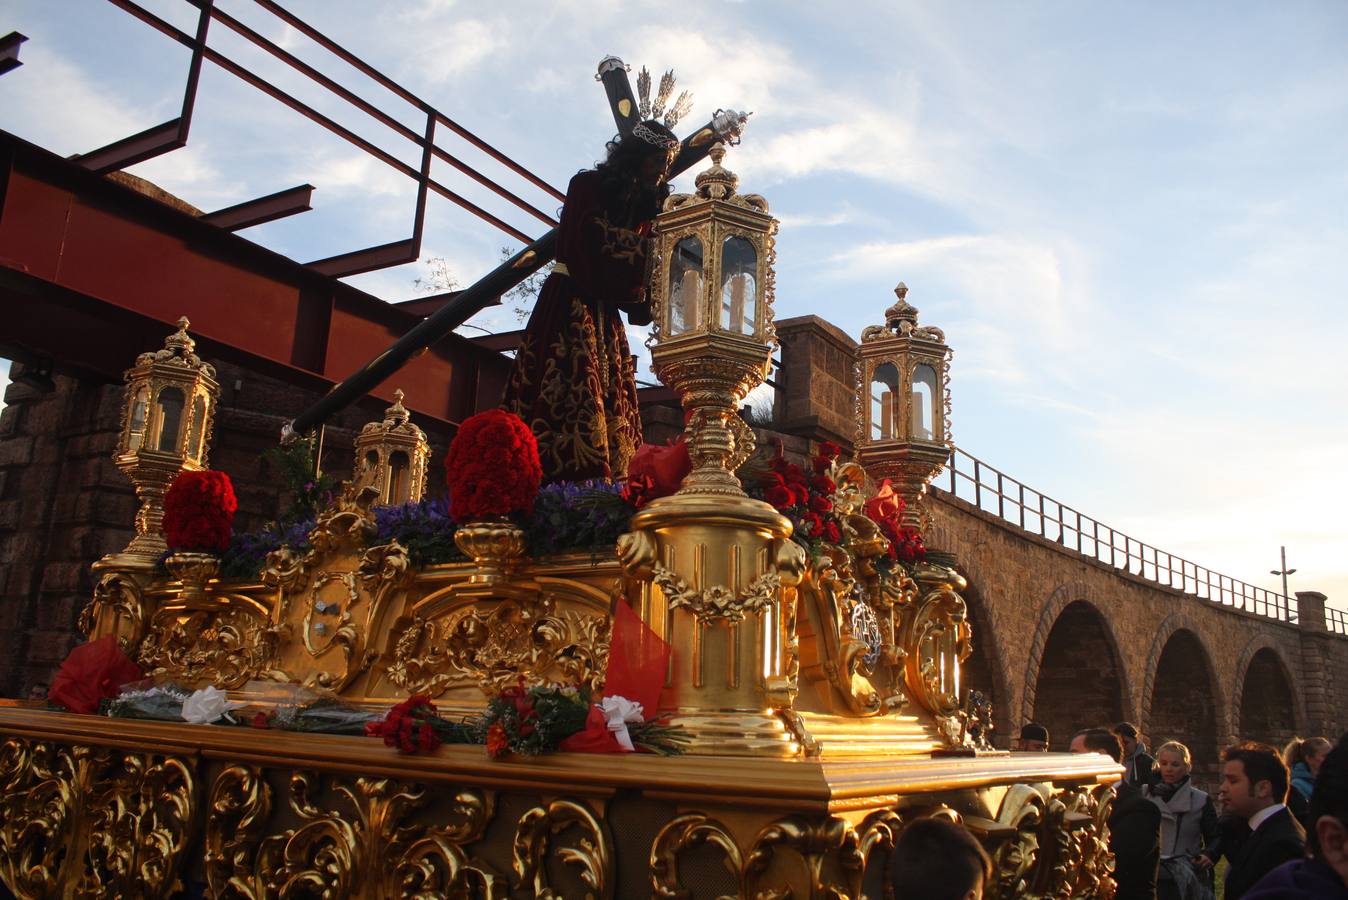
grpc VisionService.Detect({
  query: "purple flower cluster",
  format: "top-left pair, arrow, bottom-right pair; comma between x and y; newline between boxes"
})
525,479 -> 633,556
373,497 -> 463,565
219,519 -> 315,581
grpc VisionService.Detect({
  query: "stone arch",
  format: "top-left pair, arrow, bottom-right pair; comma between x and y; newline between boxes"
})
1022,582 -> 1135,727
955,577 -> 1013,744
1143,614 -> 1227,784
1025,593 -> 1130,752
1232,639 -> 1302,749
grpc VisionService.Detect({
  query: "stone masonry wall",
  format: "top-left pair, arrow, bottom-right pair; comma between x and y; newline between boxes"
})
774,315 -> 858,446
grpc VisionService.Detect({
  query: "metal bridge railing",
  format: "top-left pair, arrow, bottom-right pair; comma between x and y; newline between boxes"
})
935,447 -> 1344,634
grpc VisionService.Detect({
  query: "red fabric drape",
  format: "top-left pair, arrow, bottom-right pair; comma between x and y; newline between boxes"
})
560,601 -> 671,753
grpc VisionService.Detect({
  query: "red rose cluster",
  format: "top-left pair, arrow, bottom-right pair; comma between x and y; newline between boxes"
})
759,440 -> 844,546
162,469 -> 237,552
364,694 -> 443,753
864,480 -> 927,564
444,410 -> 542,520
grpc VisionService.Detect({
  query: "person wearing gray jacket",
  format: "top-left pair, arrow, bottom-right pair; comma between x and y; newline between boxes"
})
1144,740 -> 1219,900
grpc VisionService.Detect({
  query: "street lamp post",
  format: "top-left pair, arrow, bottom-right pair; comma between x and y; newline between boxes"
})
1271,545 -> 1297,619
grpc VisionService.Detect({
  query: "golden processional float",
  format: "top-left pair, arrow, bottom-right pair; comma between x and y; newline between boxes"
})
0,64 -> 1120,900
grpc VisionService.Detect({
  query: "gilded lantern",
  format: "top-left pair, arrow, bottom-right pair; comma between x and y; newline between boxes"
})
353,389 -> 430,506
623,142 -> 807,757
106,317 -> 220,567
856,283 -> 952,529
649,142 -> 777,495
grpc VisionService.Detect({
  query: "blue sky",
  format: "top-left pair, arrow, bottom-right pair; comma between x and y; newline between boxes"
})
3,0 -> 1346,611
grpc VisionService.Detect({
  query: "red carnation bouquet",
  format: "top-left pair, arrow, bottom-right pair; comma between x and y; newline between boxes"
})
162,469 -> 237,552
445,410 -> 542,520
753,440 -> 846,549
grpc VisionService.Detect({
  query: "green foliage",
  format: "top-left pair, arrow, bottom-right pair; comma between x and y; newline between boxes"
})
263,438 -> 338,525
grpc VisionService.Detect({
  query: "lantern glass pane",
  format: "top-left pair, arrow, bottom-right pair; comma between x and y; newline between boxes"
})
127,386 -> 150,452
388,450 -> 410,504
155,387 -> 186,452
912,364 -> 938,440
187,395 -> 207,461
870,362 -> 900,441
720,236 -> 757,335
668,236 -> 704,335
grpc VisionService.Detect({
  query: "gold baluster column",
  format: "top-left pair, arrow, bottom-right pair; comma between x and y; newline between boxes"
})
618,143 -> 806,755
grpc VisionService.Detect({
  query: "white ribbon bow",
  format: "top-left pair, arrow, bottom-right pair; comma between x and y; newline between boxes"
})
599,695 -> 644,751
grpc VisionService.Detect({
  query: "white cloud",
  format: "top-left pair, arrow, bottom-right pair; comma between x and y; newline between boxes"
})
402,19 -> 507,85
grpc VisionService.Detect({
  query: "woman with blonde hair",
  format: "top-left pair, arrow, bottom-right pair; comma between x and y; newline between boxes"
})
1143,740 -> 1219,900
1284,736 -> 1332,828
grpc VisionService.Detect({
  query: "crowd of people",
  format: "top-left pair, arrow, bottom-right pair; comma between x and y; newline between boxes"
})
897,724 -> 1347,900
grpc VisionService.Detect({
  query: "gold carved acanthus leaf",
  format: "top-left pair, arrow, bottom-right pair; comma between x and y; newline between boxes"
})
512,799 -> 613,900
205,767 -> 501,899
80,571 -> 146,645
0,739 -> 195,899
138,604 -> 283,690
384,597 -> 611,698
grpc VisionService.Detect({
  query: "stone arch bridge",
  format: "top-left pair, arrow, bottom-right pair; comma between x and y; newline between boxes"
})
926,449 -> 1347,776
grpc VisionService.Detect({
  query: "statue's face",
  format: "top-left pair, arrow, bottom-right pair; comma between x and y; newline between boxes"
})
638,152 -> 671,188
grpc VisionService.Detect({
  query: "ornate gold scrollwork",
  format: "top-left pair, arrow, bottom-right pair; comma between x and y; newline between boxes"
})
80,753 -> 197,896
899,565 -> 972,743
982,783 -> 1095,900
744,813 -> 865,900
986,785 -> 1046,900
0,739 -> 195,900
384,596 -> 610,697
653,563 -> 780,626
79,571 -> 146,644
205,769 -> 500,899
857,807 -> 905,875
139,603 -> 283,689
257,513 -> 412,690
0,739 -> 86,898
1063,784 -> 1116,900
512,799 -> 613,899
205,764 -> 273,899
650,812 -> 746,899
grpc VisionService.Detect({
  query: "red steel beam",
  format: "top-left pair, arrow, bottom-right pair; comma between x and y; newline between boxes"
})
0,130 -> 509,426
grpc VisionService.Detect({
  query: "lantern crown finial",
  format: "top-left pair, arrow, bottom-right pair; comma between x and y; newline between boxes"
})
860,282 -> 947,344
385,389 -> 410,425
666,142 -> 769,214
166,316 -> 196,356
693,142 -> 739,202
132,315 -> 213,376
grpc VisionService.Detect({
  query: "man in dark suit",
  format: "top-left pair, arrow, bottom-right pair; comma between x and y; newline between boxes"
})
1218,741 -> 1307,900
1072,727 -> 1161,900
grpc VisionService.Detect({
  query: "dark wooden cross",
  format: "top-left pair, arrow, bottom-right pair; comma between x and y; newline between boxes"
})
287,58 -> 748,439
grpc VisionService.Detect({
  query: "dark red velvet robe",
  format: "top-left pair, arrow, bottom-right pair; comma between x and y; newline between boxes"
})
503,171 -> 652,483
